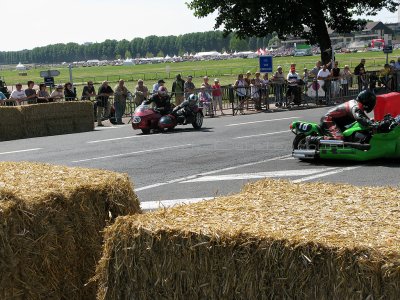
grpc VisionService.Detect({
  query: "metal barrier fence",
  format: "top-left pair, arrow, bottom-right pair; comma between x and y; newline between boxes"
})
2,72 -> 398,120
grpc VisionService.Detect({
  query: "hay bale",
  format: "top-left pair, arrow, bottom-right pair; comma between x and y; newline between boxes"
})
20,102 -> 94,138
0,106 -> 24,141
0,162 -> 141,299
96,179 -> 400,299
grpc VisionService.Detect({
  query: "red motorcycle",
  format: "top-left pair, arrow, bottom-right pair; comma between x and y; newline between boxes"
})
131,104 -> 162,134
158,103 -> 204,131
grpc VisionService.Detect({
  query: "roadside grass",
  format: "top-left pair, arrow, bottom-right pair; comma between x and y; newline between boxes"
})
1,50 -> 399,96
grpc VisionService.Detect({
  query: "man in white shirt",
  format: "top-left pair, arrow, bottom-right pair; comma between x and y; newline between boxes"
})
9,83 -> 27,105
287,65 -> 301,104
152,79 -> 165,94
317,64 -> 331,98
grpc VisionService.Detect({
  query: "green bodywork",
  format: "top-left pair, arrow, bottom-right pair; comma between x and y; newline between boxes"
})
291,120 -> 400,161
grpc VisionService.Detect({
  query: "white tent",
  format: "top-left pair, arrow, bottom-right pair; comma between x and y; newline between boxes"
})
123,58 -> 134,65
16,62 -> 26,70
194,51 -> 221,58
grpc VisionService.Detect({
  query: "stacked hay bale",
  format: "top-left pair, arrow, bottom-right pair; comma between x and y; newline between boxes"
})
0,106 -> 24,140
96,179 -> 400,299
0,102 -> 94,141
0,162 -> 141,299
20,102 -> 94,137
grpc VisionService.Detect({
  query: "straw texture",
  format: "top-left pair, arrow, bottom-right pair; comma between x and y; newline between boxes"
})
0,162 -> 141,299
96,179 -> 400,299
0,102 -> 94,141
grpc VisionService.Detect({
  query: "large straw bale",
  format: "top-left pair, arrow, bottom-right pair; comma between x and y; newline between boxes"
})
96,179 -> 400,299
20,102 -> 94,137
0,106 -> 24,141
0,162 -> 141,299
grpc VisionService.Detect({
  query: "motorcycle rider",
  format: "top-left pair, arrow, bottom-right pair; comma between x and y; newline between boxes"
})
307,90 -> 376,144
172,93 -> 199,124
143,86 -> 172,115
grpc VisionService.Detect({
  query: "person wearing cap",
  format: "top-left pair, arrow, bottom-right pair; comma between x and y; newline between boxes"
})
96,81 -> 114,126
9,83 -> 27,105
49,84 -> 64,101
113,79 -> 130,124
184,75 -> 195,99
134,79 -> 148,106
202,76 -> 212,94
212,78 -> 224,115
171,74 -> 185,106
272,66 -> 285,107
152,79 -> 165,94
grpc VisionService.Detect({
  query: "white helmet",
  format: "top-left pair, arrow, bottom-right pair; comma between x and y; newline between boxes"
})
158,86 -> 168,97
188,94 -> 198,105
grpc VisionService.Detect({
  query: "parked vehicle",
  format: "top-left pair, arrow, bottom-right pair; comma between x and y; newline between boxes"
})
290,114 -> 400,161
131,104 -> 163,134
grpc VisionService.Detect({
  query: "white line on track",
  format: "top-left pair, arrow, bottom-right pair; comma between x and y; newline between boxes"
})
292,166 -> 361,183
135,154 -> 292,191
0,148 -> 42,155
232,130 -> 290,139
71,144 -> 192,163
226,117 -> 299,127
181,168 -> 336,183
141,197 -> 215,211
87,134 -> 153,144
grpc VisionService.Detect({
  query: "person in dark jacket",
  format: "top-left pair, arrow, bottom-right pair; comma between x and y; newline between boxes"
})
64,82 -> 77,101
143,86 -> 171,115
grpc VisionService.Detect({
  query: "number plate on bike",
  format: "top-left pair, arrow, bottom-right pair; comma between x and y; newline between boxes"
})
297,123 -> 311,132
132,116 -> 141,123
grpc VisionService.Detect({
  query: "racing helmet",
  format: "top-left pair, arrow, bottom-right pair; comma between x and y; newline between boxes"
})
356,90 -> 376,113
158,86 -> 168,97
188,93 -> 198,106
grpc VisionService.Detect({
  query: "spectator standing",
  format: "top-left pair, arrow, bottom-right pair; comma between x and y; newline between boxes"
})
253,72 -> 262,110
9,83 -> 27,105
394,57 -> 400,70
244,71 -> 252,98
310,61 -> 321,78
81,81 -> 96,100
394,57 -> 400,90
50,85 -> 64,101
171,74 -> 185,106
198,84 -> 213,116
330,61 -> 341,99
317,64 -> 331,97
359,67 -> 368,92
134,79 -> 148,106
152,79 -> 165,94
184,75 -> 195,98
202,76 -> 212,94
37,83 -> 50,103
64,82 -> 76,101
340,65 -> 352,97
261,73 -> 270,107
212,78 -> 224,115
354,59 -> 366,92
25,81 -> 37,104
113,79 -> 129,124
96,81 -> 114,127
234,73 -> 248,114
272,66 -> 285,107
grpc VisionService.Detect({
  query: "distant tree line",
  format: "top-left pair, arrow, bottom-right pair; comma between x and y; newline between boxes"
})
0,31 -> 273,64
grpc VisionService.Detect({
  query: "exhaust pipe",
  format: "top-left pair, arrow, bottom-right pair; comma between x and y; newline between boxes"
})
319,139 -> 344,145
292,149 -> 317,159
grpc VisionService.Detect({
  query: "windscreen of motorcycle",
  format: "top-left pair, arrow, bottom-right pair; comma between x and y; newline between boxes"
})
135,105 -> 150,113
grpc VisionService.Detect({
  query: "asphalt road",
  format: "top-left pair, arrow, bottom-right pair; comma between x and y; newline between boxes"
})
1,107 -> 399,209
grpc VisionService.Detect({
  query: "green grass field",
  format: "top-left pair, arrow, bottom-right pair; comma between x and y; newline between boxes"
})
1,50 -> 399,97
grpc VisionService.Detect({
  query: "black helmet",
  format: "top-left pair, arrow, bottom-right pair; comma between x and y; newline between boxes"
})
356,90 -> 376,113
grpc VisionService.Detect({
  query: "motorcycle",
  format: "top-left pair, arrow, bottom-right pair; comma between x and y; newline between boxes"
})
158,102 -> 204,131
131,104 -> 163,134
290,114 -> 400,161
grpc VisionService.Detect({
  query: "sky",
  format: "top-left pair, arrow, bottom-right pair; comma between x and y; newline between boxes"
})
2,0 -> 399,52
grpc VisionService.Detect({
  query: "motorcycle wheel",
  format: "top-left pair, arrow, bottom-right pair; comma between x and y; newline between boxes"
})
293,134 -> 307,150
141,128 -> 151,134
192,112 -> 203,129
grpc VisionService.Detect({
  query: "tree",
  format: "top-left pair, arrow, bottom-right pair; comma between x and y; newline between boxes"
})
187,0 -> 398,64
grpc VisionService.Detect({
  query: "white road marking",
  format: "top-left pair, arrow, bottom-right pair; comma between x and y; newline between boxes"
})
232,130 -> 290,139
226,117 -> 299,127
141,197 -> 215,211
0,148 -> 42,155
88,134 -> 153,144
94,126 -> 120,130
135,154 -> 292,191
181,168 -> 335,183
292,166 -> 361,183
71,144 -> 192,163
